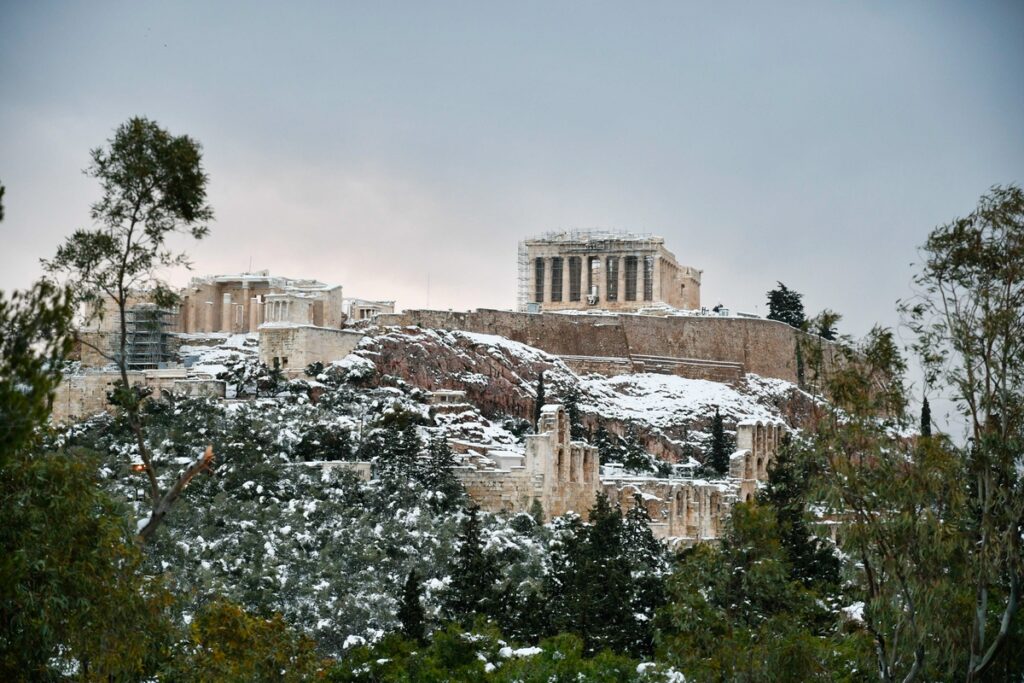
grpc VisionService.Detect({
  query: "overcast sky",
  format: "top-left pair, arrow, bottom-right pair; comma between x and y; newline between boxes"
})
2,1 -> 1023,345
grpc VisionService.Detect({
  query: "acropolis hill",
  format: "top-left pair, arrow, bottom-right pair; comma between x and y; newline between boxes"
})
57,229 -> 831,542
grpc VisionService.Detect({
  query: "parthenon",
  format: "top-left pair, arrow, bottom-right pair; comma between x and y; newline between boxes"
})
517,230 -> 702,312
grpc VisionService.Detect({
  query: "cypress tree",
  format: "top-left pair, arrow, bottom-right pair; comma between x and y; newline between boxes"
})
796,339 -> 806,387
423,436 -> 463,511
709,407 -> 731,476
758,436 -> 839,589
398,569 -> 426,643
533,371 -> 545,429
582,494 -> 633,655
622,494 -> 667,656
560,383 -> 585,440
447,505 -> 499,624
920,396 -> 932,437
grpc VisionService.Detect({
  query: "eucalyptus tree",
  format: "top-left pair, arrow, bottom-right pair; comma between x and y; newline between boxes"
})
44,116 -> 214,541
902,184 -> 1024,681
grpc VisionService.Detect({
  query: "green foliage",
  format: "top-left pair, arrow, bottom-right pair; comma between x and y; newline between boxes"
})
293,423 -> 352,462
0,280 -> 74,466
920,395 -> 932,438
708,407 -> 731,475
328,627 -> 659,682
897,184 -> 1024,680
447,505 -> 501,624
766,281 -> 806,329
43,116 -> 214,542
559,383 -> 585,440
0,449 -> 176,680
545,495 -> 666,657
812,308 -> 842,341
398,570 -> 426,644
422,435 -> 465,512
656,503 -> 856,681
43,116 -> 212,337
759,436 -> 840,589
166,598 -> 320,681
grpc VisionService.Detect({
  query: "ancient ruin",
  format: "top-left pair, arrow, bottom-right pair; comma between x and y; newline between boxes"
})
58,234 -> 804,542
447,401 -> 785,543
517,230 -> 702,312
179,271 -> 345,334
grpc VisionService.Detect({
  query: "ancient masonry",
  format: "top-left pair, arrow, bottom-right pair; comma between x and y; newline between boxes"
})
378,308 -> 814,386
59,234 -> 806,541
517,231 -> 702,312
448,399 -> 785,543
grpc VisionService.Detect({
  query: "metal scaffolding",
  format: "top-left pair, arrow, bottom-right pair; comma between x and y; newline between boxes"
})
121,304 -> 175,370
516,240 -> 529,312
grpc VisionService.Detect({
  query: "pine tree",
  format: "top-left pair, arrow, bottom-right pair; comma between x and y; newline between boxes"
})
592,422 -> 619,465
920,396 -> 932,437
766,282 -> 806,329
390,422 -> 423,477
533,370 -> 545,429
398,569 -> 426,643
622,426 -> 650,473
447,505 -> 500,625
708,407 -> 731,476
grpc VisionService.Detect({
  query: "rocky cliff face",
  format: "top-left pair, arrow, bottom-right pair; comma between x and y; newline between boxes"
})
357,327 -> 570,422
355,325 -> 818,464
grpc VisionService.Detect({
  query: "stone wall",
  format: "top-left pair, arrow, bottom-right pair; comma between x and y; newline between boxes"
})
731,420 -> 787,502
51,370 -> 225,423
258,325 -> 364,375
604,477 -> 733,542
454,405 -> 599,520
456,406 -> 787,541
377,309 -> 818,384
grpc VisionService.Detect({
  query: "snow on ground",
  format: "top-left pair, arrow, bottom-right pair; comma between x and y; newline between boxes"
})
579,372 -> 796,428
180,333 -> 259,377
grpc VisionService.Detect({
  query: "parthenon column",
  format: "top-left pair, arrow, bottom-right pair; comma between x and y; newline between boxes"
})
652,257 -> 662,301
545,256 -> 554,303
562,255 -> 571,305
617,255 -> 626,305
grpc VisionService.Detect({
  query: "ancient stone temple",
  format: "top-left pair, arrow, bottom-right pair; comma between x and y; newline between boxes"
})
179,271 -> 345,334
517,230 -> 702,312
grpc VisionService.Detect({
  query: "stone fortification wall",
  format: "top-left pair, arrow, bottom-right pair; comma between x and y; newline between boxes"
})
378,310 -> 632,359
378,309 -> 814,384
52,371 -> 225,423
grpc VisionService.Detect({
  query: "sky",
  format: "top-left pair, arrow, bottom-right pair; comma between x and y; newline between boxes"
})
2,1 -> 1023,410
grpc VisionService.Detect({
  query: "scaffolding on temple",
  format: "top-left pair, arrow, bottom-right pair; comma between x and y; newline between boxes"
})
516,240 -> 530,312
121,304 -> 175,370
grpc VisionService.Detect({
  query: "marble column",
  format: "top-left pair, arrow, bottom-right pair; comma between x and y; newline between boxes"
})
561,256 -> 571,304
617,256 -> 626,305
